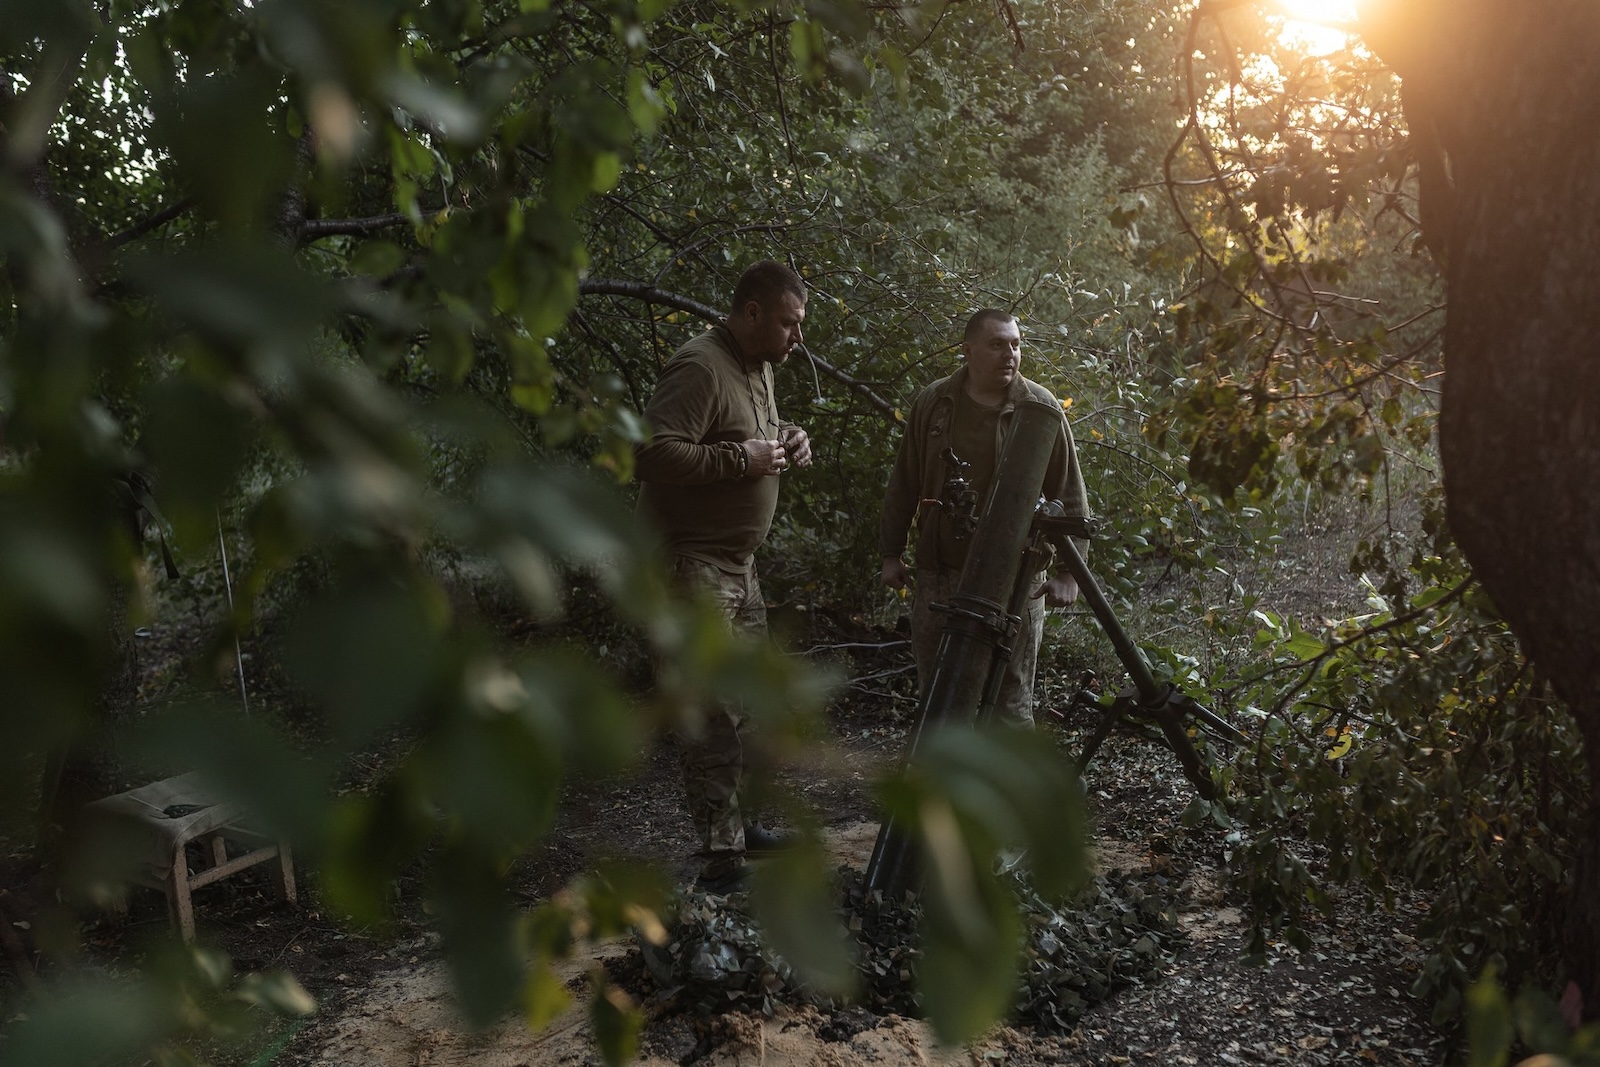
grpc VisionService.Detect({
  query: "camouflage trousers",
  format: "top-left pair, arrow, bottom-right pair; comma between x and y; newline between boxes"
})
672,557 -> 768,879
910,567 -> 1045,727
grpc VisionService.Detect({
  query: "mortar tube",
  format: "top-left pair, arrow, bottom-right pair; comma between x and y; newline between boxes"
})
864,399 -> 1065,899
975,533 -> 1050,726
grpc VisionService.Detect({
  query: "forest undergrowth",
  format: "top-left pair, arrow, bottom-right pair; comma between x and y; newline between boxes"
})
0,483 -> 1467,1066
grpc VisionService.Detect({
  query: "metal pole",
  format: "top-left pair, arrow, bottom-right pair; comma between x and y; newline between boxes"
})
1040,508 -> 1243,798
216,510 -> 249,719
864,399 -> 1065,899
1049,532 -> 1165,704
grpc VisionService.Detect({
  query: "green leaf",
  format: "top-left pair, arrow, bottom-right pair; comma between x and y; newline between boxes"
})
157,71 -> 294,234
389,127 -> 437,179
517,654 -> 645,774
385,71 -> 486,143
751,837 -> 857,996
576,864 -> 671,940
874,726 -> 1087,1042
1284,632 -> 1326,660
523,898 -> 580,960
0,0 -> 99,51
281,577 -> 446,745
804,0 -> 871,38
140,377 -> 254,538
129,701 -> 332,845
0,977 -> 177,1065
236,971 -> 318,1018
0,516 -> 103,631
318,790 -> 427,926
351,240 -> 406,278
789,19 -> 825,77
522,960 -> 573,1030
1514,987 -> 1576,1054
1466,968 -> 1513,1067
626,69 -> 667,132
426,314 -> 477,382
0,187 -> 84,314
422,705 -> 562,850
591,151 -> 623,193
432,847 -> 524,1027
515,243 -> 582,340
912,726 -> 1088,897
1410,583 -> 1455,610
511,380 -> 553,414
123,24 -> 174,95
919,848 -> 1022,1044
590,975 -> 641,1067
477,462 -> 643,571
127,245 -> 335,352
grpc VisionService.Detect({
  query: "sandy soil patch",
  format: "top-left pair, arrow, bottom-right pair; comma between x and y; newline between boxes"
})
300,824 -> 1194,1067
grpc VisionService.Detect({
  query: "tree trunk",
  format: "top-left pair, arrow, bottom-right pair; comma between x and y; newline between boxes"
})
1376,0 -> 1600,1017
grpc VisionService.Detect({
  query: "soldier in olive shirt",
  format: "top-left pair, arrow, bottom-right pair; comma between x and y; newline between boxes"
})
879,309 -> 1090,725
635,260 -> 813,894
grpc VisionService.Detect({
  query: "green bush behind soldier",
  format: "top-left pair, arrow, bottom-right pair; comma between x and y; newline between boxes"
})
878,309 -> 1091,726
634,260 -> 812,894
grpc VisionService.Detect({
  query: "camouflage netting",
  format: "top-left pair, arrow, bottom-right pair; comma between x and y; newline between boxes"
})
1010,867 -> 1183,1032
638,864 -> 1185,1032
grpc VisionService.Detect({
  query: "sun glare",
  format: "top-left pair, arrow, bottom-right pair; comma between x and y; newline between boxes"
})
1276,0 -> 1358,56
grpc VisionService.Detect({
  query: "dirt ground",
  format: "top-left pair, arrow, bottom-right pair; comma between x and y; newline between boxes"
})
289,801 -> 1444,1067
259,716 -> 1445,1067
0,499 -> 1452,1065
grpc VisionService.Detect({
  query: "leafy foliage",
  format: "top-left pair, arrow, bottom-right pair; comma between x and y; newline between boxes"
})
5,0 -> 1591,1058
1465,967 -> 1600,1067
3,0 -> 1162,1057
1181,490 -> 1585,1024
1138,0 -> 1591,1026
1150,4 -> 1443,504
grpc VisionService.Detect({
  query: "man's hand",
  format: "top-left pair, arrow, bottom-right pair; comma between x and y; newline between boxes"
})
780,426 -> 813,469
880,556 -> 911,590
1033,573 -> 1079,607
742,437 -> 788,475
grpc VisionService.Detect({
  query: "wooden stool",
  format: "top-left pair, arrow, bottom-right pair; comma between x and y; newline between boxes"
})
85,772 -> 297,941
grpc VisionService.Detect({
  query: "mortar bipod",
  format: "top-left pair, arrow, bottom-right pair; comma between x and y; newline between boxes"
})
864,401 -> 1065,900
1032,501 -> 1247,801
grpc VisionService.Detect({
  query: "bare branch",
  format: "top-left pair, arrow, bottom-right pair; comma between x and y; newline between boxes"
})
995,0 -> 1027,52
768,10 -> 806,196
577,278 -> 900,420
651,210 -> 823,289
100,199 -> 194,252
301,213 -> 413,239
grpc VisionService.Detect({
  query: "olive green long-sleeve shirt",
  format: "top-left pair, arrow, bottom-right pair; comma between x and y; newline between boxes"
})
636,326 -> 788,574
879,365 -> 1089,573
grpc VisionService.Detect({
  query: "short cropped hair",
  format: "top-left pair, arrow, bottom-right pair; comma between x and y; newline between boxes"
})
964,308 -> 1016,342
732,260 -> 806,313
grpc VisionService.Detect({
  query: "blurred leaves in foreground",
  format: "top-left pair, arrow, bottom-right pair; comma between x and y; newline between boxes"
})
1,0 -> 849,1060
1465,966 -> 1600,1067
639,726 -> 1102,1045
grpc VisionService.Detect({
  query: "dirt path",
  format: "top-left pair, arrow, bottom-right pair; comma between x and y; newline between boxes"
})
303,824 -> 961,1067
292,800 -> 1444,1067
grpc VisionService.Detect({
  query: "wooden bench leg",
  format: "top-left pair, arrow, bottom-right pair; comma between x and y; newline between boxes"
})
272,842 -> 298,906
171,844 -> 196,943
